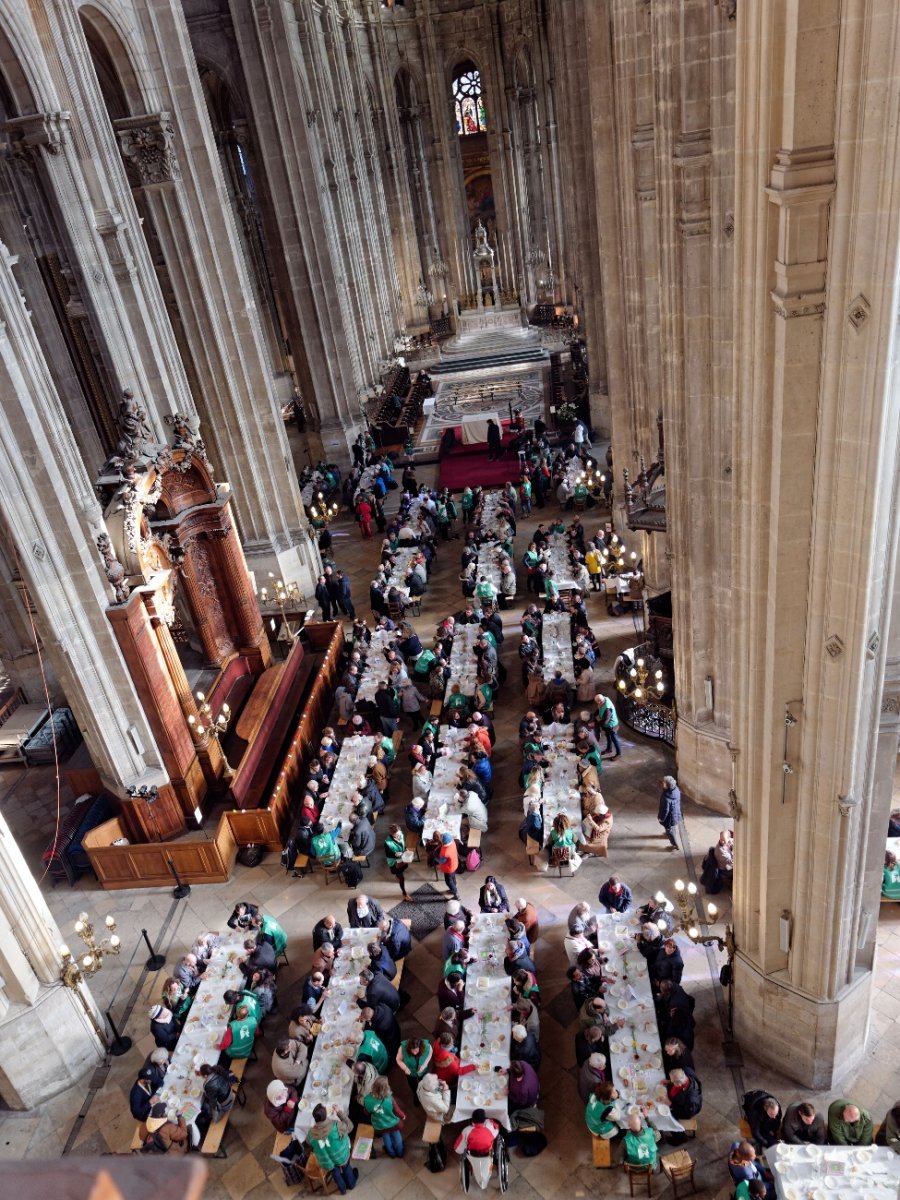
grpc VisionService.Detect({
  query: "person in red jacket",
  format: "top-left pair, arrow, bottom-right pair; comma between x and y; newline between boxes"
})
455,1108 -> 500,1156
431,1032 -> 476,1098
437,833 -> 460,898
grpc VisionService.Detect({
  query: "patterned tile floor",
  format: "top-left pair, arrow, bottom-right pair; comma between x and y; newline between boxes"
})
0,457 -> 897,1200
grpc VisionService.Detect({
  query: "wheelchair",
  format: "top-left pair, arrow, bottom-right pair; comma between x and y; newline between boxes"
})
459,1131 -> 509,1192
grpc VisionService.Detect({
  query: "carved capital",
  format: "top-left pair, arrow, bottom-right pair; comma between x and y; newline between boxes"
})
114,113 -> 180,186
2,112 -> 70,171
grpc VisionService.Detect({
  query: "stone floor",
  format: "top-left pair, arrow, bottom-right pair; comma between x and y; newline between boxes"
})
0,453 -> 897,1200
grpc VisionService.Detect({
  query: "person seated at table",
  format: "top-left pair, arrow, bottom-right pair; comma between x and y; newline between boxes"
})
347,893 -> 385,929
727,1142 -> 774,1198
142,1101 -> 189,1154
662,1037 -> 694,1074
876,1101 -> 900,1153
240,936 -> 276,978
577,1051 -> 607,1104
265,1080 -> 300,1134
306,1104 -> 358,1194
735,1181 -> 767,1200
217,1002 -> 258,1063
827,1099 -> 874,1145
271,1036 -> 308,1087
161,976 -> 192,1024
743,1089 -> 782,1150
506,1059 -> 541,1112
148,1003 -> 180,1052
623,1112 -> 659,1171
581,796 -> 613,857
585,1081 -> 622,1139
649,938 -> 684,989
510,1022 -> 541,1071
431,1031 -> 477,1097
781,1100 -> 827,1145
667,1067 -> 702,1121
575,1024 -> 606,1068
504,937 -> 536,977
227,900 -> 259,930
883,850 -> 900,899
129,1067 -> 158,1123
479,875 -> 510,913
599,875 -> 633,913
367,938 -> 397,981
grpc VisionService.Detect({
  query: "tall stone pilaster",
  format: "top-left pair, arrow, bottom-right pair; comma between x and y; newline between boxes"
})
730,0 -> 900,1086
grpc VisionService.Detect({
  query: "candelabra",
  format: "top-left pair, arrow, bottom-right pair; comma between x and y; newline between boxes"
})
59,910 -> 128,1054
655,880 -> 737,1039
616,654 -> 665,705
309,492 -> 339,526
188,691 -> 234,785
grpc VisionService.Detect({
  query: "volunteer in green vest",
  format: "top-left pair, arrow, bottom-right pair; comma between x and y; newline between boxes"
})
622,1113 -> 658,1170
595,692 -> 622,759
395,1036 -> 433,1103
306,1104 -> 357,1193
585,1081 -> 621,1139
218,1002 -> 257,1062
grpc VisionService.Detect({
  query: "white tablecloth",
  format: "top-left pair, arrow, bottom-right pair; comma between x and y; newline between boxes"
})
541,612 -> 575,684
319,735 -> 377,832
542,533 -> 578,590
533,723 -> 581,825
292,929 -> 371,1136
354,630 -> 396,705
447,624 -> 481,698
594,913 -> 683,1134
455,913 -> 512,1128
157,928 -> 248,1123
770,1143 -> 900,1199
461,412 -> 500,445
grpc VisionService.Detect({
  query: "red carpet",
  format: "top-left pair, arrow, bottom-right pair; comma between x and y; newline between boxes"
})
437,444 -> 523,491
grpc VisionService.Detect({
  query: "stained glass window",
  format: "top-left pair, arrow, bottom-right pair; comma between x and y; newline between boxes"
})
453,68 -> 487,136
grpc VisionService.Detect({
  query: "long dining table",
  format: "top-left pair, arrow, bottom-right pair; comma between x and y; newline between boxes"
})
454,913 -> 513,1128
593,912 -> 684,1134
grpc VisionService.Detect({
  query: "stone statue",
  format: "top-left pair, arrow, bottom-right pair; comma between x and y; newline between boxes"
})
102,389 -> 154,479
96,533 -> 130,605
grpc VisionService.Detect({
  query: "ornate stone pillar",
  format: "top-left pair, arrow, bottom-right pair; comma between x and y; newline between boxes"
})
0,811 -> 104,1109
0,238 -> 164,797
730,0 -> 900,1086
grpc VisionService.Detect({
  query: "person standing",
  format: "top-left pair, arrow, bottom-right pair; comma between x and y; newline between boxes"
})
437,832 -> 460,898
486,419 -> 502,461
595,693 -> 622,759
657,775 -> 682,849
315,575 -> 332,621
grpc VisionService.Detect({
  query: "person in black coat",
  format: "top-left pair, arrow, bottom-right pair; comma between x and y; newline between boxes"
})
657,775 -> 682,848
315,575 -> 332,621
363,968 -> 401,1013
486,419 -> 503,462
241,937 -> 276,977
347,894 -> 386,929
312,914 -> 344,951
379,916 -> 412,962
649,938 -> 684,988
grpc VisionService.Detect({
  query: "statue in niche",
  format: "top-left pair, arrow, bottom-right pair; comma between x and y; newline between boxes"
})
102,389 -> 155,480
96,532 -> 130,605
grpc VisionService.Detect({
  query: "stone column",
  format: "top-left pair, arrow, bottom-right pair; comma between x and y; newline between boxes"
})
0,238 -> 164,796
0,811 -> 104,1109
730,0 -> 900,1086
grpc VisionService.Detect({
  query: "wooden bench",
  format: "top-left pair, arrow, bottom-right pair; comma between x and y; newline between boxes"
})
131,1058 -> 248,1157
592,1133 -> 613,1167
352,1121 -> 375,1161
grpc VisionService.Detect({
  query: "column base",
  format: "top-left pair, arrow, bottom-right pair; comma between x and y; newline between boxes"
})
0,985 -> 104,1109
733,954 -> 872,1089
676,718 -> 733,815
